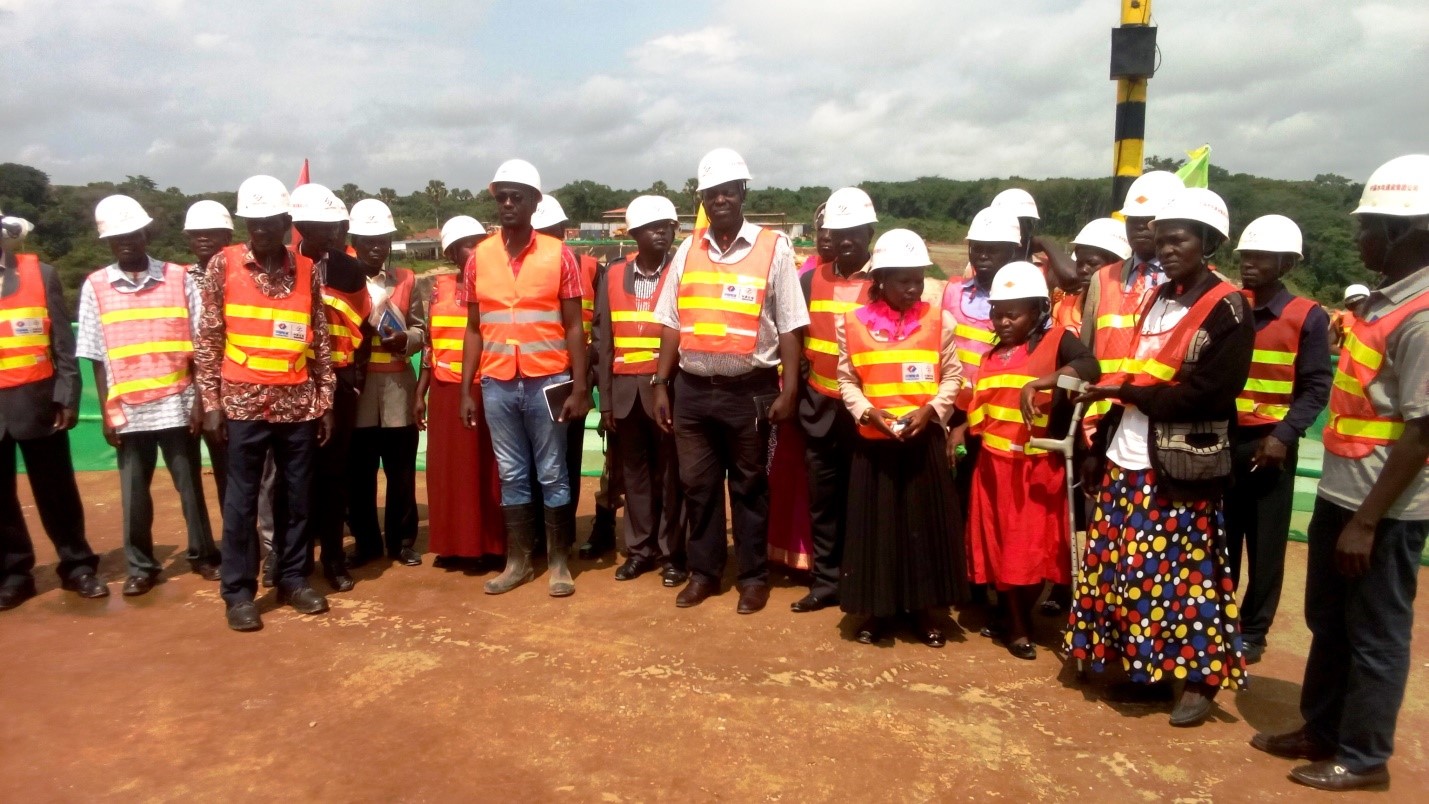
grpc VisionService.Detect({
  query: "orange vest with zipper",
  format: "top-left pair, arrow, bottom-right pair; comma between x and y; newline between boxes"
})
428,273 -> 469,384
1236,294 -> 1317,427
0,254 -> 55,388
804,262 -> 870,398
607,256 -> 671,375
88,261 -> 193,427
676,228 -> 778,355
367,267 -> 415,373
472,233 -> 570,380
1323,291 -> 1429,461
845,302 -> 942,441
967,327 -> 1063,457
220,245 -> 314,385
320,284 -> 370,370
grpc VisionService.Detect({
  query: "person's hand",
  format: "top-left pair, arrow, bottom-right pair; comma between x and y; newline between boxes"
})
460,389 -> 480,431
203,410 -> 227,444
101,423 -> 122,449
317,410 -> 334,447
769,392 -> 796,424
188,397 -> 204,436
1019,374 -> 1058,430
863,409 -> 899,440
413,395 -> 428,432
380,329 -> 409,353
1335,517 -> 1376,578
946,422 -> 967,467
1073,384 -> 1122,406
1080,454 -> 1103,499
601,411 -> 617,433
902,405 -> 938,439
53,405 -> 77,431
1252,435 -> 1289,471
559,385 -> 591,424
653,384 -> 673,434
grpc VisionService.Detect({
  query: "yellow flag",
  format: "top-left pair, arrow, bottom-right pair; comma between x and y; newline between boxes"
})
693,201 -> 709,237
1177,144 -> 1212,189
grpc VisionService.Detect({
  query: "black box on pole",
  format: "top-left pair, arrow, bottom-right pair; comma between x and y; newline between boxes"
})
1110,26 -> 1158,79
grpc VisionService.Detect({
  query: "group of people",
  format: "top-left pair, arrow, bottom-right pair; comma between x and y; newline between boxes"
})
2,148 -> 1426,792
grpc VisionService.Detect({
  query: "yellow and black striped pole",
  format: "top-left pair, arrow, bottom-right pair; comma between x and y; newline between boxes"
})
1111,0 -> 1154,211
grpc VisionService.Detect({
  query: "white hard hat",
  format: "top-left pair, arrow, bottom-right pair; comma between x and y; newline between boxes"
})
966,207 -> 1023,244
94,194 -> 153,238
1236,214 -> 1303,257
440,216 -> 486,252
696,147 -> 752,192
1,216 -> 35,240
1155,187 -> 1231,240
489,159 -> 542,195
1119,170 -> 1185,217
822,187 -> 877,229
184,199 -> 234,231
348,198 -> 397,237
530,195 -> 569,230
871,228 -> 932,271
1072,217 -> 1133,261
1352,154 -> 1429,219
988,261 -> 1050,302
990,188 -> 1039,220
1343,283 -> 1371,302
289,183 -> 349,224
625,195 -> 679,231
235,175 -> 291,218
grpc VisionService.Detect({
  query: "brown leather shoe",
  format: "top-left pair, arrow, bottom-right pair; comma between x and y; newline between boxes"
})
675,576 -> 718,608
191,561 -> 221,581
121,574 -> 156,597
735,583 -> 770,615
1250,728 -> 1336,761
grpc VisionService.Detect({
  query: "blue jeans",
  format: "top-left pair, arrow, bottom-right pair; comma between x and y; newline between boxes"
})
481,372 -> 571,508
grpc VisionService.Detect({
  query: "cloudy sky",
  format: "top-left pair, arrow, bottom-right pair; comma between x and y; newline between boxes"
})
3,0 -> 1425,194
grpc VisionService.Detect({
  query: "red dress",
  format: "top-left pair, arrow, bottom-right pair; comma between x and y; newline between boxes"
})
426,379 -> 505,558
767,422 -> 814,571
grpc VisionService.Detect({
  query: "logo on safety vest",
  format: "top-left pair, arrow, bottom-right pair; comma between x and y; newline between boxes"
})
722,283 -> 758,304
11,318 -> 45,336
902,363 -> 935,383
273,321 -> 308,341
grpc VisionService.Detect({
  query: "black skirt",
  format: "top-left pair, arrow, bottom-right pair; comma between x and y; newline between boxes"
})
840,425 -> 968,618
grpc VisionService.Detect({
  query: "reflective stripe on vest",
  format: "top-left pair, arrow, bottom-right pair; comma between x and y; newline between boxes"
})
319,284 -> 370,369
579,253 -> 598,339
608,256 -> 672,375
846,304 -> 942,440
367,268 -> 415,373
676,228 -> 778,355
942,278 -> 995,410
966,327 -> 1063,457
428,273 -> 469,383
1080,261 -> 1137,442
1324,289 -> 1429,461
472,232 -> 571,380
1236,294 -> 1316,426
1101,279 -> 1237,393
88,261 -> 194,427
0,254 -> 54,388
220,245 -> 313,385
804,261 -> 870,398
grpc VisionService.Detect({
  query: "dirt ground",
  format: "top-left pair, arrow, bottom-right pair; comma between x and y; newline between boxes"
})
1,470 -> 1424,802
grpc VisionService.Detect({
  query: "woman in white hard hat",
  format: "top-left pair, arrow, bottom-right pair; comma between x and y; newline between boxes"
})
964,261 -> 1098,660
1068,187 -> 1254,727
837,229 -> 967,647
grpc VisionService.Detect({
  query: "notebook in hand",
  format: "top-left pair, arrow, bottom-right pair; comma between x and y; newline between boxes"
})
753,393 -> 779,427
544,380 -> 576,422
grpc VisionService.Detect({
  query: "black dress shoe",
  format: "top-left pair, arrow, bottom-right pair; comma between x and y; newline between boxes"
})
278,585 -> 329,615
191,561 -> 222,581
578,507 -> 617,560
675,577 -> 718,608
978,624 -> 1003,640
1008,640 -> 1037,660
226,601 -> 262,632
62,572 -> 109,599
921,626 -> 947,648
736,583 -> 770,615
261,553 -> 276,588
855,617 -> 886,644
661,565 -> 689,588
433,555 -> 462,570
121,574 -> 157,597
1244,641 -> 1266,664
1290,760 -> 1389,791
1250,728 -> 1336,761
323,562 -> 355,593
394,547 -> 423,566
790,592 -> 838,613
614,556 -> 656,581
1169,682 -> 1219,727
0,580 -> 37,611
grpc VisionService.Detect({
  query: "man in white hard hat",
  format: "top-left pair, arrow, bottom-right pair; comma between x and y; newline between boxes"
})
592,195 -> 687,584
346,198 -> 426,570
789,186 -> 875,613
1330,283 -> 1371,350
1224,214 -> 1331,665
1253,155 -> 1429,791
194,174 -> 335,631
183,199 -> 237,508
0,207 -> 106,611
649,147 -> 809,614
460,159 -> 591,598
75,195 -> 219,596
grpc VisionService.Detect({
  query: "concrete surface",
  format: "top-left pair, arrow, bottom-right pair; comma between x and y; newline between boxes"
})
0,470 -> 1424,802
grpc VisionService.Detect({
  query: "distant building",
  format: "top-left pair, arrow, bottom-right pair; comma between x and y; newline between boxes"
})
395,227 -> 441,261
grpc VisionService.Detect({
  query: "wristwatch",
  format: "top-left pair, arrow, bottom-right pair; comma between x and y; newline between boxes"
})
859,409 -> 872,425
650,375 -> 671,386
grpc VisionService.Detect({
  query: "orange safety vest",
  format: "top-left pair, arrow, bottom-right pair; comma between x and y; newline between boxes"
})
88,262 -> 194,428
320,284 -> 370,369
472,232 -> 571,380
676,228 -> 778,355
0,254 -> 55,389
967,327 -> 1063,457
1081,260 -> 1140,442
579,253 -> 598,340
1323,290 -> 1429,461
607,255 -> 671,375
942,279 -> 996,410
845,302 -> 943,440
220,244 -> 314,385
1051,290 -> 1083,337
1236,294 -> 1317,427
1101,279 -> 1237,390
804,261 -> 870,398
428,273 -> 469,384
367,267 -> 415,373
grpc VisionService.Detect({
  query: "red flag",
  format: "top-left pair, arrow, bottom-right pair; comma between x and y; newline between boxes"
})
291,159 -> 310,248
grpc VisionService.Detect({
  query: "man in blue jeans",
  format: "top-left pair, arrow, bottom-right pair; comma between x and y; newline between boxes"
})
459,159 -> 590,597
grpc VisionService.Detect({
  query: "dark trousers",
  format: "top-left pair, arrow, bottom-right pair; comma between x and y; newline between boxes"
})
201,429 -> 228,511
804,409 -> 857,598
1224,430 -> 1298,644
308,372 -> 360,568
566,413 -> 584,512
0,430 -> 97,587
219,419 -> 318,604
1301,497 -> 1427,772
117,426 -> 217,576
347,424 -> 419,557
616,401 -> 684,565
674,370 -> 777,587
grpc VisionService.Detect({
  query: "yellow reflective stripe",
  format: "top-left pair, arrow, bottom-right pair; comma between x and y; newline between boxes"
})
581,299 -> 595,310
953,323 -> 996,344
369,352 -> 399,363
616,351 -> 656,365
614,336 -> 661,349
225,304 -> 309,324
980,431 -> 1048,456
1237,397 -> 1290,420
1143,359 -> 1177,381
432,340 -> 465,354
804,336 -> 839,356
1097,357 -> 1123,372
435,359 -> 462,373
0,306 -> 48,320
610,310 -> 658,323
677,296 -> 762,316
99,306 -> 189,325
955,348 -> 985,367
108,368 -> 189,398
108,340 -> 192,360
226,333 -> 306,352
976,403 -> 1048,427
1085,399 -> 1113,418
850,348 -> 939,367
430,315 -> 466,328
1251,348 -> 1296,366
691,321 -> 726,336
808,371 -> 839,393
1331,415 -> 1403,441
322,292 -> 360,320
974,373 -> 1035,393
864,381 -> 939,398
1343,331 -> 1382,372
1095,313 -> 1138,330
224,343 -> 307,372
0,354 -> 44,369
810,299 -> 862,314
1332,369 -> 1363,396
0,333 -> 49,348
1244,377 -> 1293,395
329,324 -> 354,338
681,271 -> 768,290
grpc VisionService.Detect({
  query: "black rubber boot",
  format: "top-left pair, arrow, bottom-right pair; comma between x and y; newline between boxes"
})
485,504 -> 538,595
546,503 -> 577,597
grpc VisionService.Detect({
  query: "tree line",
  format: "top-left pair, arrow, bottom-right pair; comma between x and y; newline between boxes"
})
0,159 -> 1372,304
